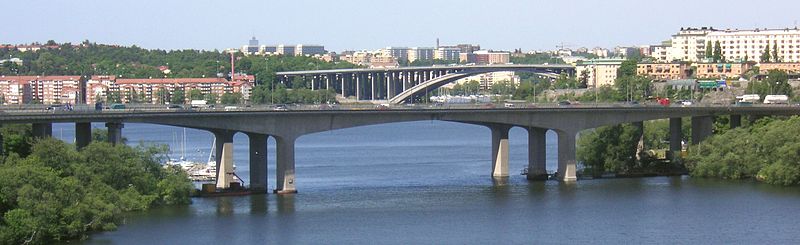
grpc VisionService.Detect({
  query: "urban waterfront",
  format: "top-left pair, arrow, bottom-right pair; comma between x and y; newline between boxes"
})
49,121 -> 800,244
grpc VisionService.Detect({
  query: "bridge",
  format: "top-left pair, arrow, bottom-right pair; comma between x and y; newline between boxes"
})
275,64 -> 574,104
1,105 -> 797,194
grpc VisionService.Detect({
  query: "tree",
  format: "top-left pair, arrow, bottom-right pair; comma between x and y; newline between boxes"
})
188,89 -> 204,100
772,42 -> 780,63
220,92 -> 242,104
204,93 -> 218,104
712,41 -> 723,63
156,88 -> 169,104
705,41 -> 713,59
761,43 -> 771,63
578,70 -> 590,88
170,89 -> 186,104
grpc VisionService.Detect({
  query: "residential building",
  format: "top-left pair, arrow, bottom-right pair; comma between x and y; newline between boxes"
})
591,47 -> 610,58
649,45 -> 670,62
261,45 -> 278,54
341,51 -> 372,66
456,44 -> 481,53
705,28 -> 800,62
459,53 -> 476,64
473,50 -> 510,64
407,47 -> 435,63
381,47 -> 409,61
637,63 -> 690,80
456,71 -> 520,91
241,36 -> 260,55
85,75 -> 254,105
574,58 -> 625,88
757,62 -> 800,74
0,76 -> 82,104
434,47 -> 461,61
694,62 -> 755,79
666,27 -> 714,62
369,55 -> 399,68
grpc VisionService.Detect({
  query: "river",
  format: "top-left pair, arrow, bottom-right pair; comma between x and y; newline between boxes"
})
50,121 -> 800,244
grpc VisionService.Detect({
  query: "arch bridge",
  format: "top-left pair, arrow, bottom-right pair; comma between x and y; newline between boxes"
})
275,64 -> 573,104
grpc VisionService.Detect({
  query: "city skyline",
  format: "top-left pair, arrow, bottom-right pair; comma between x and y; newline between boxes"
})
4,0 -> 800,52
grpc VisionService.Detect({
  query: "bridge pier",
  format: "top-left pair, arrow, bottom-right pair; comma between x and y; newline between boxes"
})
556,130 -> 578,181
274,136 -> 297,194
527,127 -> 548,180
490,125 -> 512,178
730,115 -> 741,129
691,116 -> 713,144
106,122 -> 124,145
248,133 -> 268,193
669,118 -> 683,156
32,123 -> 52,139
75,122 -> 92,149
213,130 -> 236,189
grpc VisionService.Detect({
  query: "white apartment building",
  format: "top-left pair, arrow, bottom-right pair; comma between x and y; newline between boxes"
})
664,27 -> 800,63
381,47 -> 409,61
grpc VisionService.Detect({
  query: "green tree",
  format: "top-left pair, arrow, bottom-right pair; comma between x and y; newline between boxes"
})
712,41 -> 723,63
170,89 -> 186,104
204,93 -> 218,104
772,43 -> 780,62
761,43 -> 771,63
220,92 -> 242,104
188,89 -> 204,100
705,41 -> 713,59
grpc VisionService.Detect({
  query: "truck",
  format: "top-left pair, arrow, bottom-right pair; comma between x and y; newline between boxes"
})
736,94 -> 761,103
190,100 -> 208,108
763,95 -> 788,104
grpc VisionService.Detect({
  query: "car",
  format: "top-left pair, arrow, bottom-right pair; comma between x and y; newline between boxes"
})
224,106 -> 238,111
558,101 -> 571,106
376,104 -> 391,110
504,103 -> 515,108
681,101 -> 693,106
166,104 -> 183,109
273,104 -> 289,111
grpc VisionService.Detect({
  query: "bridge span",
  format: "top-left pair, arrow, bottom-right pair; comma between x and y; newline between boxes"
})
275,64 -> 573,104
2,106 -> 797,194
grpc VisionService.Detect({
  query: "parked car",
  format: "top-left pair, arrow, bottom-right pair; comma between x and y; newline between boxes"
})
558,101 -> 571,106
273,104 -> 289,111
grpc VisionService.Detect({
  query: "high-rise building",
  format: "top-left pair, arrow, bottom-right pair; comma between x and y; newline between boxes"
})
407,47 -> 435,62
277,45 -> 296,56
662,27 -> 800,63
381,47 -> 410,61
241,36 -> 260,55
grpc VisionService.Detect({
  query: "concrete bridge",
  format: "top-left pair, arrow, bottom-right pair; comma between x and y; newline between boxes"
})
275,64 -> 573,103
2,106 -> 797,194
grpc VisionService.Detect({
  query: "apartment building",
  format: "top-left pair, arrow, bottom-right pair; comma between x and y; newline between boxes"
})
0,76 -> 82,104
407,47 -> 435,63
434,47 -> 461,61
694,62 -> 754,79
662,27 -> 800,63
85,76 -> 253,104
758,62 -> 800,74
473,50 -> 511,64
637,63 -> 690,80
575,58 -> 625,88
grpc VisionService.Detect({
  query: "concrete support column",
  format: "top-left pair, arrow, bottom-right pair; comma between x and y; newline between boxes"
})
341,75 -> 347,97
691,116 -> 714,145
32,123 -> 52,139
371,73 -> 376,100
75,122 -> 92,149
106,122 -> 123,146
275,136 -> 298,194
356,74 -> 361,100
556,130 -> 578,181
387,73 -> 393,99
730,115 -> 741,129
527,127 -> 548,180
213,130 -> 236,189
247,133 -> 268,193
669,118 -> 683,154
490,125 -> 512,178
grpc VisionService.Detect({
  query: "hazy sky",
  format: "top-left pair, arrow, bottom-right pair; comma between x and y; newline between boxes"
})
4,0 -> 800,52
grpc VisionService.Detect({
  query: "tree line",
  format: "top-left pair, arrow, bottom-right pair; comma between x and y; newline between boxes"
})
0,125 -> 193,244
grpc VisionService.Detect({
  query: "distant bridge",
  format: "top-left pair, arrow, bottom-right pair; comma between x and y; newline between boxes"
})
275,64 -> 574,104
1,105 -> 795,194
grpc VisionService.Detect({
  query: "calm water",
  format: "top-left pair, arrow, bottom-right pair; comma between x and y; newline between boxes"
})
50,121 -> 800,244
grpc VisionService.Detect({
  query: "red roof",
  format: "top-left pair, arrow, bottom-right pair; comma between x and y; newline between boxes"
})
116,78 -> 227,85
0,75 -> 81,83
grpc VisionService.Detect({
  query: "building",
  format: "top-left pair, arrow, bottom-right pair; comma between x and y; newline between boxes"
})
381,47 -> 409,61
473,50 -> 510,65
456,44 -> 481,53
295,44 -> 325,56
434,47 -> 461,61
0,76 -> 82,104
241,37 -> 260,55
758,62 -> 800,74
694,62 -> 755,79
575,58 -> 625,88
664,27 -> 800,63
455,71 -> 520,91
591,47 -> 610,58
637,63 -> 690,80
341,51 -> 372,66
649,45 -> 670,62
459,53 -> 476,64
261,45 -> 278,54
368,55 -> 399,68
666,27 -> 714,62
84,75 -> 254,105
277,45 -> 295,56
407,47 -> 435,63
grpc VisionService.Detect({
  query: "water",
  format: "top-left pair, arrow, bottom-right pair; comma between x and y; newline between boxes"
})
49,121 -> 800,244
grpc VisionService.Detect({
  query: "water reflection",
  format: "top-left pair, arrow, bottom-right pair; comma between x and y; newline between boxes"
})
276,194 -> 296,214
249,194 -> 268,214
215,197 -> 234,215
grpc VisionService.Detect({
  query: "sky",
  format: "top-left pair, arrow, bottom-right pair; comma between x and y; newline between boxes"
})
4,0 -> 800,52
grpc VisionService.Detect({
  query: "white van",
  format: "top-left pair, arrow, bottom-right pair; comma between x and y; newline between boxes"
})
224,106 -> 238,111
